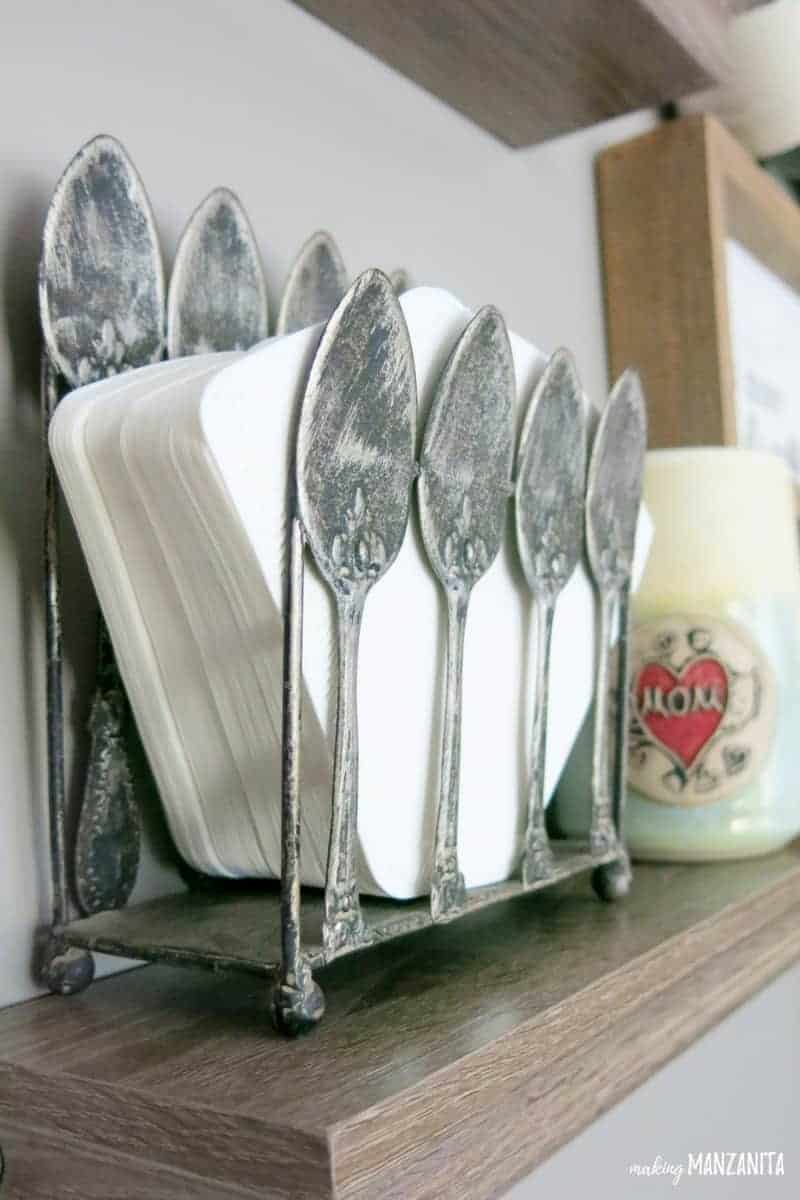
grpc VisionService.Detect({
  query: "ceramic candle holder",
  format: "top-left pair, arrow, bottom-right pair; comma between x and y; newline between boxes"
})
556,447 -> 800,861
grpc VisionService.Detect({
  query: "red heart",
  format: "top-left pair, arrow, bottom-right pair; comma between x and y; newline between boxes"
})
634,658 -> 728,768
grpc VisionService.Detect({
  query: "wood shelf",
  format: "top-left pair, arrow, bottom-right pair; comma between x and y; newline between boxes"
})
2,847 -> 800,1198
291,1 -> 763,148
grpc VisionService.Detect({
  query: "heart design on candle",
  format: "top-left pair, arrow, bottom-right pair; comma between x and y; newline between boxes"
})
628,616 -> 776,807
634,658 -> 729,768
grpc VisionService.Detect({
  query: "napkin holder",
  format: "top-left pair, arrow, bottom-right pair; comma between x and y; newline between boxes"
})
35,174 -> 635,1033
37,408 -> 634,1035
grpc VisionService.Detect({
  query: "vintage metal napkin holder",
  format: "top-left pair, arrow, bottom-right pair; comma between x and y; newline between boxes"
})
36,139 -> 642,1036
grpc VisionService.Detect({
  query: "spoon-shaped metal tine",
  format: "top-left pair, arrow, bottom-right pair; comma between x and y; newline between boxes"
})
40,134 -> 164,919
418,305 -> 515,920
516,349 -> 587,887
167,187 -> 269,357
586,369 -> 647,862
276,230 -> 348,336
40,134 -> 165,385
295,269 -> 417,957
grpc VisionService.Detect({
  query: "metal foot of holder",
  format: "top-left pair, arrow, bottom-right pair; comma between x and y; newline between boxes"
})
592,852 -> 633,903
270,961 -> 326,1037
38,933 -> 95,997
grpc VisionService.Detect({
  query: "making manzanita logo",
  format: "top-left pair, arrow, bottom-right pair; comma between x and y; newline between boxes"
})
629,1151 -> 785,1186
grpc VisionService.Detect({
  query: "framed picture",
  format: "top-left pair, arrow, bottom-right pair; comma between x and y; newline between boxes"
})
597,114 -> 800,485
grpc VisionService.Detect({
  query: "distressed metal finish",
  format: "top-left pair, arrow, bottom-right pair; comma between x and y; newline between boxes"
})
589,587 -> 621,855
37,140 -> 641,1036
586,370 -> 647,892
167,188 -> 269,357
516,350 -> 587,886
39,135 -> 165,383
271,515 -> 325,1034
63,839 -> 619,976
418,306 -> 515,920
41,357 -> 68,931
276,230 -> 348,335
40,355 -> 97,991
71,630 -> 139,914
296,270 -> 417,956
37,930 -> 96,996
74,632 -> 140,914
39,135 -> 165,929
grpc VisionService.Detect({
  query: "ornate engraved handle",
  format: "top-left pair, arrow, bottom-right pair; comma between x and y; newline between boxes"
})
323,588 -> 369,956
522,595 -> 556,886
590,586 -> 619,854
431,586 -> 468,920
612,584 -> 632,837
75,622 -> 140,913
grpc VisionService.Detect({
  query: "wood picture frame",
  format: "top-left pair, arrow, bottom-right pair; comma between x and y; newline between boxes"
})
597,113 -> 800,475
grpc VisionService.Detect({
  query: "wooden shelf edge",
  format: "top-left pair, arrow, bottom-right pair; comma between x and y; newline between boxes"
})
1,851 -> 799,1199
291,1 -> 751,148
330,859 -> 800,1198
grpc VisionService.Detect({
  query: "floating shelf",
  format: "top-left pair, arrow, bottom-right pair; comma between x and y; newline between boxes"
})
292,0 -> 764,147
2,848 -> 800,1198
